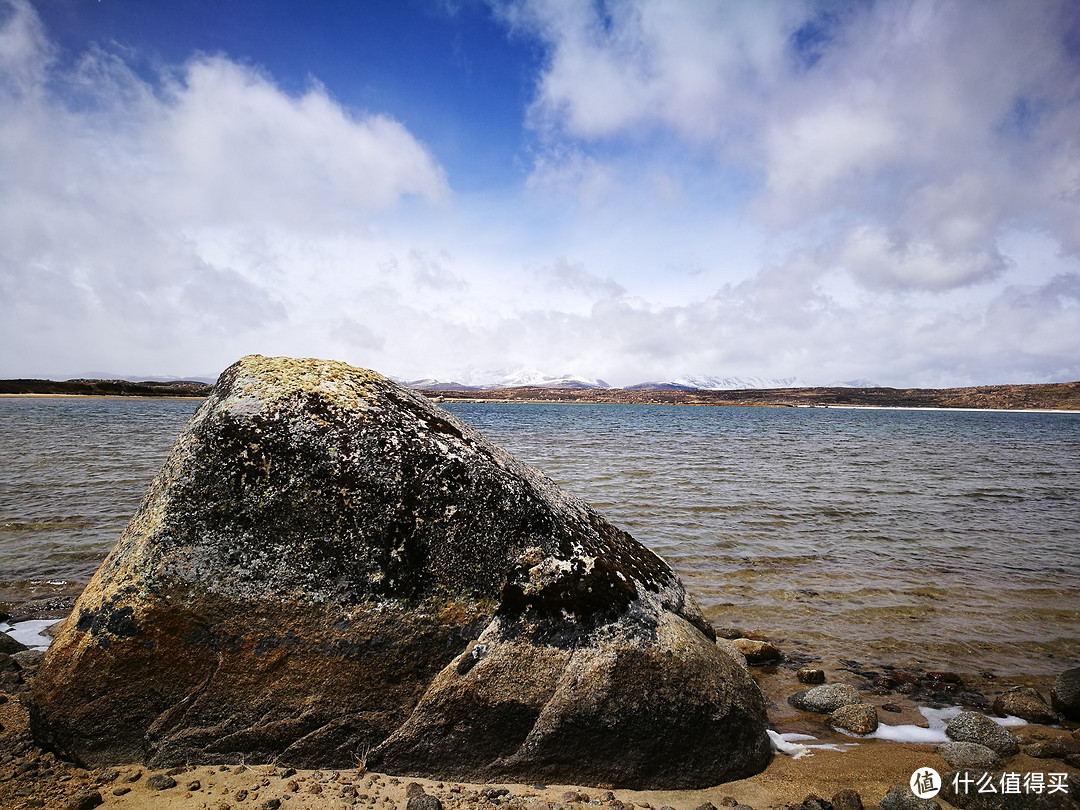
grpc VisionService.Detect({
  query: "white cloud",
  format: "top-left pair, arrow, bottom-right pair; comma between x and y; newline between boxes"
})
506,0 -> 1080,295
2,0 -> 1079,388
0,0 -> 448,376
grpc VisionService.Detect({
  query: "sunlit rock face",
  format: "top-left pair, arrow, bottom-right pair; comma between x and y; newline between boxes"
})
31,355 -> 771,789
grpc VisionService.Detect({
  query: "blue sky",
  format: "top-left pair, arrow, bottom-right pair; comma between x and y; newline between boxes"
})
2,0 -> 1079,387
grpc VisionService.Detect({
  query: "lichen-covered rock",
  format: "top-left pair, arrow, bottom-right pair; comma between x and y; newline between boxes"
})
935,742 -> 1002,771
991,686 -> 1058,725
944,712 -> 1019,757
879,786 -> 939,810
829,703 -> 878,735
788,684 -> 861,714
30,356 -> 771,788
1025,737 -> 1080,759
1052,667 -> 1080,721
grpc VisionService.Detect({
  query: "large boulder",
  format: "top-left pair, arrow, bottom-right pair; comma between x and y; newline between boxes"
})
30,356 -> 771,789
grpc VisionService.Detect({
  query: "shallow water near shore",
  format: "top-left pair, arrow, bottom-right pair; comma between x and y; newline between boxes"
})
2,396 -> 1078,677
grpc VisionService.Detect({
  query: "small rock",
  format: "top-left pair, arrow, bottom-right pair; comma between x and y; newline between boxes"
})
407,795 -> 443,810
881,703 -> 903,713
188,779 -> 203,790
1051,666 -> 1080,721
0,652 -> 21,672
799,795 -> 832,810
829,703 -> 878,735
944,711 -> 1020,756
789,683 -> 861,713
280,767 -> 297,778
484,787 -> 511,799
96,768 -> 120,783
1025,737 -> 1080,758
124,770 -> 142,782
927,671 -> 962,684
10,650 -> 44,668
65,792 -> 103,810
831,790 -> 863,810
797,668 -> 826,684
878,786 -> 939,810
262,801 -> 281,810
935,741 -> 1003,771
563,792 -> 586,803
731,639 -> 782,665
146,773 -> 178,790
991,685 -> 1058,724
720,799 -> 738,808
0,630 -> 28,655
112,787 -> 131,796
236,788 -> 249,800
691,803 -> 718,810
406,783 -> 426,798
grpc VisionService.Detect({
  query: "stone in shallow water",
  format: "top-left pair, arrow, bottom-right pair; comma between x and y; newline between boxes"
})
30,355 -> 771,789
991,685 -> 1058,724
789,683 -> 861,714
1052,666 -> 1080,721
829,703 -> 878,735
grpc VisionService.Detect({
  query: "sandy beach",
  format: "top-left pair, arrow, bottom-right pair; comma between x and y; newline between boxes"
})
3,634 -> 1078,810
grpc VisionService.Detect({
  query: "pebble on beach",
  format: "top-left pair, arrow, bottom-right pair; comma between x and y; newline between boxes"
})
146,773 -> 178,790
944,711 -> 1020,757
878,785 -> 940,810
934,741 -> 1003,771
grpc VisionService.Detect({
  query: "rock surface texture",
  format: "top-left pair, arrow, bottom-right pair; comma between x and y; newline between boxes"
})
30,356 -> 771,789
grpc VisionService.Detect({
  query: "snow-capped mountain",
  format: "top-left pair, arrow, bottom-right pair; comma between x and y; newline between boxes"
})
629,375 -> 807,391
402,370 -> 879,391
404,367 -> 611,390
828,378 -> 880,389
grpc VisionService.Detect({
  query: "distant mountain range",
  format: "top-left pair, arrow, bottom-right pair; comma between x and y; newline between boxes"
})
403,370 -> 879,391
54,365 -> 879,392
401,367 -> 611,390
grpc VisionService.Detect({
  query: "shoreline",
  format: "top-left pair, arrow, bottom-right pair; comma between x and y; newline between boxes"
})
2,612 -> 1077,810
0,393 -> 204,401
4,378 -> 1080,412
6,391 -> 1080,414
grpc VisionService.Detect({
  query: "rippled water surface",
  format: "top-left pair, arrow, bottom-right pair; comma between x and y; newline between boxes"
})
2,396 -> 1078,675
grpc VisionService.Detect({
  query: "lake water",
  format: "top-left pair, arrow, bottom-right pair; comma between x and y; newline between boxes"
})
2,396 -> 1078,677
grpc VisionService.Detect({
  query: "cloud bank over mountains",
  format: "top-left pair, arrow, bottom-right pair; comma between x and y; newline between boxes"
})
1,0 -> 1078,388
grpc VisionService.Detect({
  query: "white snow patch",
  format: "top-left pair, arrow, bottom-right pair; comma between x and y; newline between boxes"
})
0,619 -> 60,650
